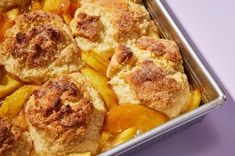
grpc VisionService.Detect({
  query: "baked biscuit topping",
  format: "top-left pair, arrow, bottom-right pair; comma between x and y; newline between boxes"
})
112,6 -> 148,41
0,11 -> 81,84
75,13 -> 102,42
70,0 -> 152,59
17,11 -> 53,24
26,76 -> 94,143
136,36 -> 182,63
0,0 -> 199,154
25,73 -> 106,154
0,118 -> 19,155
99,0 -> 150,41
108,37 -> 191,117
9,25 -> 64,68
127,60 -> 180,107
116,44 -> 133,64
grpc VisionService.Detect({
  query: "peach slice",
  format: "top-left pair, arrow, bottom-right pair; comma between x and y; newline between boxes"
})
0,74 -> 22,99
0,85 -> 38,117
182,89 -> 202,113
0,13 -> 13,43
103,104 -> 168,134
31,0 -> 43,11
43,0 -> 70,16
81,67 -> 118,110
98,128 -> 137,152
82,51 -> 109,75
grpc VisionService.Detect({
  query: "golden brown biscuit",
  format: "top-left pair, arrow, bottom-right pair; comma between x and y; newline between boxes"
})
108,37 -> 191,118
0,117 -> 32,156
0,11 -> 82,84
25,73 -> 106,155
70,0 -> 153,59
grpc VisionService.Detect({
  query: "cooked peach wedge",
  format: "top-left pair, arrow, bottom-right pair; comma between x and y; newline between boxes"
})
98,132 -> 113,153
31,0 -> 43,11
182,89 -> 202,113
0,74 -> 22,99
0,13 -> 13,43
5,8 -> 20,21
0,85 -> 38,117
103,104 -> 169,134
63,1 -> 80,25
147,21 -> 160,39
67,152 -> 92,156
32,152 -> 92,156
82,51 -> 109,75
112,127 -> 137,146
43,0 -> 70,16
81,66 -> 118,110
63,13 -> 73,25
31,0 -> 80,25
99,128 -> 137,152
67,1 -> 80,16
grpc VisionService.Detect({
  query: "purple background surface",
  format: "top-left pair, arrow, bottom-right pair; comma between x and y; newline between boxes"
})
133,0 -> 235,156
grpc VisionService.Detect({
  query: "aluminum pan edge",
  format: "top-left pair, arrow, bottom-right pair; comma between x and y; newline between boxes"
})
100,96 -> 225,156
151,0 -> 226,101
99,0 -> 227,155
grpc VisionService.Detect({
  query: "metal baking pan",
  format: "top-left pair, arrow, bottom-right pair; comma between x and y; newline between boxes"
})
100,0 -> 227,155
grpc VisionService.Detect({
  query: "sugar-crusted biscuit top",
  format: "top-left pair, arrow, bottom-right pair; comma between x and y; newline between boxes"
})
0,117 -> 32,156
108,37 -> 191,118
0,11 -> 82,84
26,75 -> 94,144
126,60 -> 190,117
25,73 -> 106,154
0,118 -> 19,155
70,0 -> 152,58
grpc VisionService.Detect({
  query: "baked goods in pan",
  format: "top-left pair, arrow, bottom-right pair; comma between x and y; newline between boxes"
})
70,0 -> 154,58
0,0 -> 202,155
107,36 -> 191,118
0,11 -> 81,84
0,117 -> 32,156
25,73 -> 106,155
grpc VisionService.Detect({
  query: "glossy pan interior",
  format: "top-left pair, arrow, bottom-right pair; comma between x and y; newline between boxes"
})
100,0 -> 226,155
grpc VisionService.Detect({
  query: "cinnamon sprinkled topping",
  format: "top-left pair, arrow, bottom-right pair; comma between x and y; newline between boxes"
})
76,13 -> 101,42
136,36 -> 165,56
116,44 -> 133,64
136,36 -> 182,63
127,60 -> 180,107
8,25 -> 64,68
26,76 -> 94,143
0,118 -> 20,155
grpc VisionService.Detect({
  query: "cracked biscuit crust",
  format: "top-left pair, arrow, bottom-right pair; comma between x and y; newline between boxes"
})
0,118 -> 20,155
26,76 -> 94,144
108,37 -> 191,118
25,73 -> 106,154
135,36 -> 182,64
70,0 -> 151,58
0,11 -> 82,84
0,117 -> 32,156
74,13 -> 102,42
